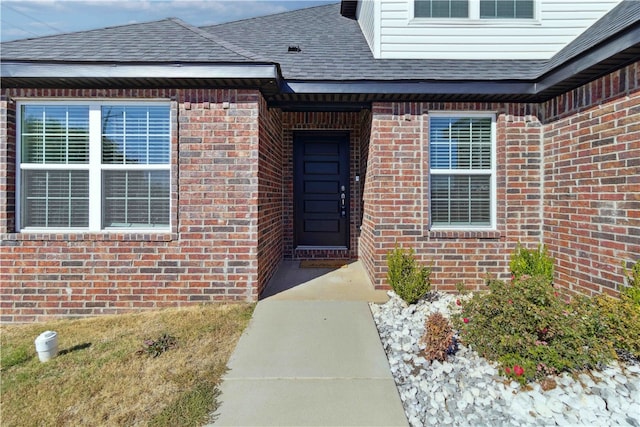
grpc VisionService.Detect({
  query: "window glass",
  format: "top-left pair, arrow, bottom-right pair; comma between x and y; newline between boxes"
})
100,105 -> 170,228
21,105 -> 89,164
22,170 -> 89,228
19,103 -> 170,231
416,0 -> 534,19
415,0 -> 468,18
480,0 -> 534,19
102,106 -> 170,164
430,175 -> 491,225
429,116 -> 493,228
103,170 -> 170,228
430,117 -> 492,170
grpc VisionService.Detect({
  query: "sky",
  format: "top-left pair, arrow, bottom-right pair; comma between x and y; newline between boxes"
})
0,0 -> 335,42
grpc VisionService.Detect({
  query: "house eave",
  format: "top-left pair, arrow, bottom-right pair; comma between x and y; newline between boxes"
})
2,24 -> 638,107
0,61 -> 281,86
535,23 -> 640,97
282,80 -> 536,96
0,61 -> 286,99
276,23 -> 640,104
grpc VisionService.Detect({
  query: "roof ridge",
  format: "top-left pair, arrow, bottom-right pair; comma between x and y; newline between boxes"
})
200,2 -> 338,30
167,17 -> 267,62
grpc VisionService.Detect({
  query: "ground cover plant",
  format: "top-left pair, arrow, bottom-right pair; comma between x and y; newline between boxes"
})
622,259 -> 640,305
582,294 -> 640,363
0,304 -> 253,427
453,275 -> 615,383
586,260 -> 640,363
452,246 -> 640,384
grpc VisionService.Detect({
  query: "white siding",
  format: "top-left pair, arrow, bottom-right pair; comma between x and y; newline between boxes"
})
357,0 -> 379,56
371,0 -> 621,59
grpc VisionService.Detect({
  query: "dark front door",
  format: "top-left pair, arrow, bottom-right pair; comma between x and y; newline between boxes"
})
294,132 -> 349,248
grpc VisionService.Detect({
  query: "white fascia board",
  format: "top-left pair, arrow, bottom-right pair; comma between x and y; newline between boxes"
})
0,62 -> 279,79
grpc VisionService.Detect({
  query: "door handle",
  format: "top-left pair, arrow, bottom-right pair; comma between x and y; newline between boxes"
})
340,185 -> 346,217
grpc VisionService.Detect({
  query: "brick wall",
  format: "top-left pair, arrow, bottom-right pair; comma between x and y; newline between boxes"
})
358,109 -> 375,277
360,102 -> 543,291
257,97 -> 283,296
0,94 -> 16,235
541,62 -> 640,297
2,64 -> 638,321
360,65 -> 640,296
0,88 -> 268,321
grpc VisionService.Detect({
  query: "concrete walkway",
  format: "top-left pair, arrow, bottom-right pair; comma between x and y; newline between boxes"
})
209,262 -> 408,426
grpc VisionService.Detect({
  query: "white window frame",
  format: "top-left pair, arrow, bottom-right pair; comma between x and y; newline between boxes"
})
16,100 -> 172,233
428,112 -> 497,231
412,0 -> 539,23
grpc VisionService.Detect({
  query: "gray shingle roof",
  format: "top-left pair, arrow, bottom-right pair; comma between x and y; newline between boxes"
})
0,18 -> 259,63
198,1 -> 640,81
1,1 -> 638,90
201,3 -> 543,80
543,0 -> 640,73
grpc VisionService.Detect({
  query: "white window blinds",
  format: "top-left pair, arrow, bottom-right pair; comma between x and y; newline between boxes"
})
415,0 -> 469,18
480,0 -> 534,19
415,0 -> 534,19
20,106 -> 90,228
429,116 -> 495,228
19,103 -> 171,231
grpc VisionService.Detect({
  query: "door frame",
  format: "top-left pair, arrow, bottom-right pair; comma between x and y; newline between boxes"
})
293,130 -> 350,250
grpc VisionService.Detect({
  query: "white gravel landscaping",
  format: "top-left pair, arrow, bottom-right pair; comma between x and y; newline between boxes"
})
370,292 -> 640,427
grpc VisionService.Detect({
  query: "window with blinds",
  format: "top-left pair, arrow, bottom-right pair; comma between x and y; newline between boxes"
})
20,106 -> 90,228
480,0 -> 534,19
429,115 -> 495,228
415,0 -> 468,18
415,0 -> 534,19
101,106 -> 170,228
18,103 -> 171,231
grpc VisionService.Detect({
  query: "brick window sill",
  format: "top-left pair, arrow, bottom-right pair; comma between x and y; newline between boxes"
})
1,232 -> 176,243
424,230 -> 502,240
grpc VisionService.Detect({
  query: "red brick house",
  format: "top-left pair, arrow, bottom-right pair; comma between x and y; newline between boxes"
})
1,1 -> 639,321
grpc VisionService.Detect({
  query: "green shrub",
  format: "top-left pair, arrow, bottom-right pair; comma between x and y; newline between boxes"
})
622,259 -> 640,305
387,246 -> 431,305
422,312 -> 454,362
588,295 -> 640,360
509,242 -> 554,284
453,276 -> 614,384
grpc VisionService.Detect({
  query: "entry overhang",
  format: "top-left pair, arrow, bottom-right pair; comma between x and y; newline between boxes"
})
282,80 -> 536,96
